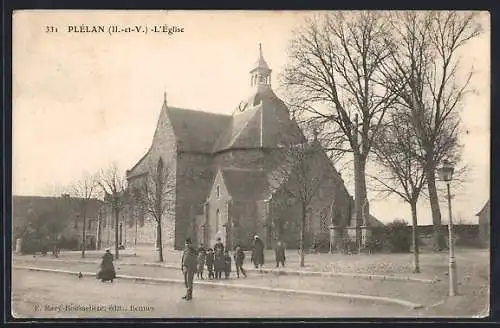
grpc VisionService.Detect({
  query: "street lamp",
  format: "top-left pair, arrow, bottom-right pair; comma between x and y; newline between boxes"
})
437,159 -> 458,296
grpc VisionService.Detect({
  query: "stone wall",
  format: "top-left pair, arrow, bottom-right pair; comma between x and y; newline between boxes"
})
175,152 -> 215,250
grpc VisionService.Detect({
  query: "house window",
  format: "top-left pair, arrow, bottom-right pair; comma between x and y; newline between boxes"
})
216,185 -> 220,199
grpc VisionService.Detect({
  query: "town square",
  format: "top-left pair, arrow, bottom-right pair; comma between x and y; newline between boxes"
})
11,10 -> 490,319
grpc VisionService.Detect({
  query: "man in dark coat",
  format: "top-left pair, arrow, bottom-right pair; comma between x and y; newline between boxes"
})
252,235 -> 265,269
97,248 -> 116,282
181,238 -> 198,300
275,240 -> 286,268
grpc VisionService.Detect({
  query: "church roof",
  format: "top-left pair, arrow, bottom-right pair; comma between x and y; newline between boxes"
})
167,106 -> 231,153
221,168 -> 271,201
212,86 -> 306,152
250,43 -> 271,73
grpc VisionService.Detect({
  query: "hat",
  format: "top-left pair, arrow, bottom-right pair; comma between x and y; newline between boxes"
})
185,238 -> 192,244
254,235 -> 259,239
105,248 -> 110,252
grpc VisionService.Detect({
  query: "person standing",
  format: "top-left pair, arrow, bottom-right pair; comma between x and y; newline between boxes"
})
205,248 -> 215,279
252,235 -> 265,269
275,240 -> 286,268
224,250 -> 232,279
197,246 -> 206,280
181,238 -> 198,300
213,237 -> 225,279
233,245 -> 247,278
97,248 -> 116,283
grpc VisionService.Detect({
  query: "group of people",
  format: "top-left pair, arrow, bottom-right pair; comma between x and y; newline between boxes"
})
180,235 -> 287,300
94,234 -> 287,301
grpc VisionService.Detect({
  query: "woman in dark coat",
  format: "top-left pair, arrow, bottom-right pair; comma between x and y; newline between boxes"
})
252,235 -> 265,269
97,248 -> 116,282
213,238 -> 225,279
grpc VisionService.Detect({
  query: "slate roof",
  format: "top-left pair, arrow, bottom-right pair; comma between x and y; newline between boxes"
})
476,200 -> 490,217
250,43 -> 271,73
13,195 -> 103,223
367,215 -> 385,227
221,168 -> 271,201
167,106 -> 231,153
212,86 -> 306,152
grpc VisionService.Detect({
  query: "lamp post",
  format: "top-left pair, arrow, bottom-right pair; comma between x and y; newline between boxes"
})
437,159 -> 458,296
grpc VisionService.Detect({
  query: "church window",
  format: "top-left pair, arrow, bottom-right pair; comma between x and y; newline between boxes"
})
216,209 -> 220,230
74,218 -> 78,229
88,219 -> 92,230
216,185 -> 220,199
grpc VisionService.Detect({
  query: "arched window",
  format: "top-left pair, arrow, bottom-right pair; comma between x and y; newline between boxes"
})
157,157 -> 164,178
216,208 -> 220,231
216,185 -> 220,199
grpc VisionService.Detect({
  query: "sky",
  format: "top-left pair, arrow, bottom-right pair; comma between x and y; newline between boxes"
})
12,10 -> 490,225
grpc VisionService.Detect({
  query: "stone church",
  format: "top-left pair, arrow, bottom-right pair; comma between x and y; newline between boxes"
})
101,45 -> 360,251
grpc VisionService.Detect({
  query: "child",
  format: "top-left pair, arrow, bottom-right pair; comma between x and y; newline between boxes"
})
197,247 -> 206,279
233,245 -> 247,278
224,250 -> 232,279
205,248 -> 215,279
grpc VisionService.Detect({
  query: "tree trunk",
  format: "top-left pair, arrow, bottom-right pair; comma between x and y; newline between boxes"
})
410,201 -> 420,273
353,152 -> 368,251
299,204 -> 305,267
425,162 -> 446,251
157,220 -> 164,262
114,205 -> 120,260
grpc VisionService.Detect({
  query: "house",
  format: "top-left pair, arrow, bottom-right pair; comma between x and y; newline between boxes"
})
100,45 -> 356,251
13,194 -> 104,251
476,200 -> 490,248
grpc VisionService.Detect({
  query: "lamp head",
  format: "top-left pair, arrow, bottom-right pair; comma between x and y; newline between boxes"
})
438,159 -> 455,182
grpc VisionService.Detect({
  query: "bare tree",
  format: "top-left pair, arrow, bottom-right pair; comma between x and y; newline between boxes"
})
383,11 -> 482,250
134,158 -> 175,262
281,12 -> 399,248
371,112 -> 427,273
269,135 -> 336,267
98,164 -> 127,260
69,173 -> 99,258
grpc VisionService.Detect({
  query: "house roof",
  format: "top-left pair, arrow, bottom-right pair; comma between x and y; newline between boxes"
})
367,215 -> 385,227
476,200 -> 490,217
13,195 -> 103,223
221,168 -> 271,201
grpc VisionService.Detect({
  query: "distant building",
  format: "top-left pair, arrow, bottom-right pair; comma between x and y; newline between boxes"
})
100,45 -> 373,251
476,200 -> 490,248
13,194 -> 103,251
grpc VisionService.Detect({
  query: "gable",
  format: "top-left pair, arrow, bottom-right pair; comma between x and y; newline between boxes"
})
221,168 -> 271,201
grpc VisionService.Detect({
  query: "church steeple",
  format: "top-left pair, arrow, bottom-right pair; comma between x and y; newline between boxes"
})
250,43 -> 272,87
